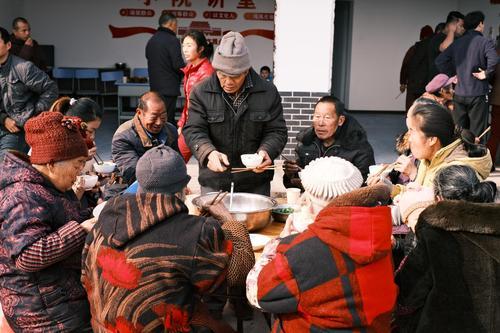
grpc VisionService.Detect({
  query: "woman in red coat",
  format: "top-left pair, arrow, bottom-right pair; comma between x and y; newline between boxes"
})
178,30 -> 214,162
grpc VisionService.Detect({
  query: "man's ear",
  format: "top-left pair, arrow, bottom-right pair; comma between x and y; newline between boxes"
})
338,115 -> 346,126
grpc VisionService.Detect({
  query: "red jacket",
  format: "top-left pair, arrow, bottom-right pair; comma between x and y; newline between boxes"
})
178,58 -> 214,128
257,205 -> 397,332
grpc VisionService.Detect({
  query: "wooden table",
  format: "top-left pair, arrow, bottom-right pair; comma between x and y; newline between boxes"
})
252,221 -> 285,260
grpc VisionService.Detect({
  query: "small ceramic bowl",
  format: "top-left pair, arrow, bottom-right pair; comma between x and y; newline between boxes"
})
82,175 -> 98,190
241,154 -> 263,168
272,204 -> 294,222
93,161 -> 116,174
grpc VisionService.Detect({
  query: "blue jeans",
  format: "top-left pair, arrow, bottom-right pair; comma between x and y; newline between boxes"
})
0,129 -> 29,155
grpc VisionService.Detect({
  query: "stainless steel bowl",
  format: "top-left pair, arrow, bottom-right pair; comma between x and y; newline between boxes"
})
192,192 -> 277,231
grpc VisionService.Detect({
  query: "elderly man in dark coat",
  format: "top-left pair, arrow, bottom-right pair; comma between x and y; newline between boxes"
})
183,31 -> 287,196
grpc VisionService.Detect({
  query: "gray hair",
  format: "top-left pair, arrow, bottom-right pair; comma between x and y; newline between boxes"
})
434,165 -> 497,203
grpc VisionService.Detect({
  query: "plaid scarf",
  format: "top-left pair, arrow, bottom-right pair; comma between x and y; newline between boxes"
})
222,74 -> 253,113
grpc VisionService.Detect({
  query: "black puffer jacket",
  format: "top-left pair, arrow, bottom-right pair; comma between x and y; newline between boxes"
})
284,114 -> 375,187
0,54 -> 57,127
183,69 -> 287,192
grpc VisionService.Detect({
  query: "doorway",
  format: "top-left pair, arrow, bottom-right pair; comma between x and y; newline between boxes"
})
331,0 -> 353,108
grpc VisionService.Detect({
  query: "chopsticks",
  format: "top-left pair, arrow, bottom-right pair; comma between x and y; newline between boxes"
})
231,166 -> 277,173
365,162 -> 397,184
200,191 -> 228,217
478,126 -> 491,140
281,154 -> 302,171
93,151 -> 104,165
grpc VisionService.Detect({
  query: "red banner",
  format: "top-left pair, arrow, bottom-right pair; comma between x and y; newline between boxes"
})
162,9 -> 196,18
109,25 -> 156,38
203,11 -> 237,20
119,8 -> 155,17
244,12 -> 274,21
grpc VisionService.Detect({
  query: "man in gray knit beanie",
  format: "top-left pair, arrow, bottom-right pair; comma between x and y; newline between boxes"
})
183,31 -> 287,196
136,144 -> 190,194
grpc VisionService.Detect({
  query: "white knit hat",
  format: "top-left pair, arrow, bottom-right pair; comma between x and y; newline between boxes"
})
299,156 -> 363,201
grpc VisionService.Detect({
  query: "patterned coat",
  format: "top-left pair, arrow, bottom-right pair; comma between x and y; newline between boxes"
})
82,193 -> 234,332
0,152 -> 91,332
256,203 -> 397,332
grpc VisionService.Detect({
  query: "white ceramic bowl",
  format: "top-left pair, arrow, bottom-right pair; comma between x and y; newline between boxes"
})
82,175 -> 98,190
93,161 -> 116,174
241,154 -> 263,168
369,164 -> 391,177
92,201 -> 107,218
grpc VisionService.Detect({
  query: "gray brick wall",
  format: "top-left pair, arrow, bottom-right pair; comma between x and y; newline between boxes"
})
280,91 -> 329,159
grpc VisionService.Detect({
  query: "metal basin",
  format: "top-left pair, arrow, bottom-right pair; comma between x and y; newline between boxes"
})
192,192 -> 277,231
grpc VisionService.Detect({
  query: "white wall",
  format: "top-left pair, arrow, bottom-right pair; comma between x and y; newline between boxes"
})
0,0 -> 24,29
21,0 -> 275,70
274,0 -> 335,92
348,0 -> 459,111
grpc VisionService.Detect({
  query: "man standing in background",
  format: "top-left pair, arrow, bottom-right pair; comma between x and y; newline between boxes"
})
10,17 -> 47,72
146,13 -> 185,127
436,11 -> 498,141
0,27 -> 57,154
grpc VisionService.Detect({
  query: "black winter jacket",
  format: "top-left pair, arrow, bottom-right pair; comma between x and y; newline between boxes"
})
112,115 -> 179,184
183,69 -> 288,192
0,54 -> 57,127
145,27 -> 185,96
284,114 -> 375,187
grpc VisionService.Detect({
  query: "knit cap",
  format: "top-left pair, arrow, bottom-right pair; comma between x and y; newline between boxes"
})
25,111 -> 88,164
136,145 -> 190,194
212,31 -> 251,75
299,156 -> 363,202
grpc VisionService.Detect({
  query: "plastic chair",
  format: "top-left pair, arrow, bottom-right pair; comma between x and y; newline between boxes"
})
132,68 -> 148,78
52,67 -> 75,96
75,69 -> 99,97
100,70 -> 123,111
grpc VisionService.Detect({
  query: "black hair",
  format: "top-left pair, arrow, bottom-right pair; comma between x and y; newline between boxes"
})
159,12 -> 176,27
182,30 -> 214,59
260,66 -> 271,73
50,97 -> 102,122
0,27 -> 10,44
314,95 -> 345,116
411,103 -> 456,147
12,17 -> 29,30
138,91 -> 165,112
446,11 -> 465,24
434,165 -> 497,203
464,11 -> 485,31
434,22 -> 446,34
410,103 -> 487,156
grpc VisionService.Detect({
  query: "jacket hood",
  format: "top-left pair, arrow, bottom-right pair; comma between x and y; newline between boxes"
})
0,152 -> 46,191
308,185 -> 393,265
418,200 -> 500,263
426,139 -> 492,180
297,114 -> 369,150
97,192 -> 188,247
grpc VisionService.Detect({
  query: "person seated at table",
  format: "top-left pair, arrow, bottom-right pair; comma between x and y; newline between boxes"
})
395,164 -> 498,332
82,145 -> 254,333
112,91 -> 179,184
246,183 -> 397,332
369,99 -> 492,198
0,111 -> 96,332
283,96 -> 375,187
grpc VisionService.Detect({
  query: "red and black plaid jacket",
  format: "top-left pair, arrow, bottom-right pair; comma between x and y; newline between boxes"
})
257,205 -> 397,332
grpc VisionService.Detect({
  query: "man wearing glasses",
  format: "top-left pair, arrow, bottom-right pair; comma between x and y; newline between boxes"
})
183,31 -> 287,196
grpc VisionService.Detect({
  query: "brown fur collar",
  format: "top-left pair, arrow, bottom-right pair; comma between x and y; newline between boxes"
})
132,114 -> 154,148
419,200 -> 500,236
327,184 -> 391,207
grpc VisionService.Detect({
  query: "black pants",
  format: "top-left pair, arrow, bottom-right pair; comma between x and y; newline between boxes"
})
161,95 -> 178,127
453,94 -> 489,141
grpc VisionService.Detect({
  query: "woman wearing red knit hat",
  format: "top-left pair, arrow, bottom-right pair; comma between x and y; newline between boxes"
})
0,111 -> 95,332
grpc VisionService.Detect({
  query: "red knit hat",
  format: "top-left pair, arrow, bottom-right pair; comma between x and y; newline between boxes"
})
25,111 -> 89,164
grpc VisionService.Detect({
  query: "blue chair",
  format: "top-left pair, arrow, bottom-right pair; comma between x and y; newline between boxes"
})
100,71 -> 123,111
75,69 -> 99,97
52,68 -> 75,96
133,68 -> 148,78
